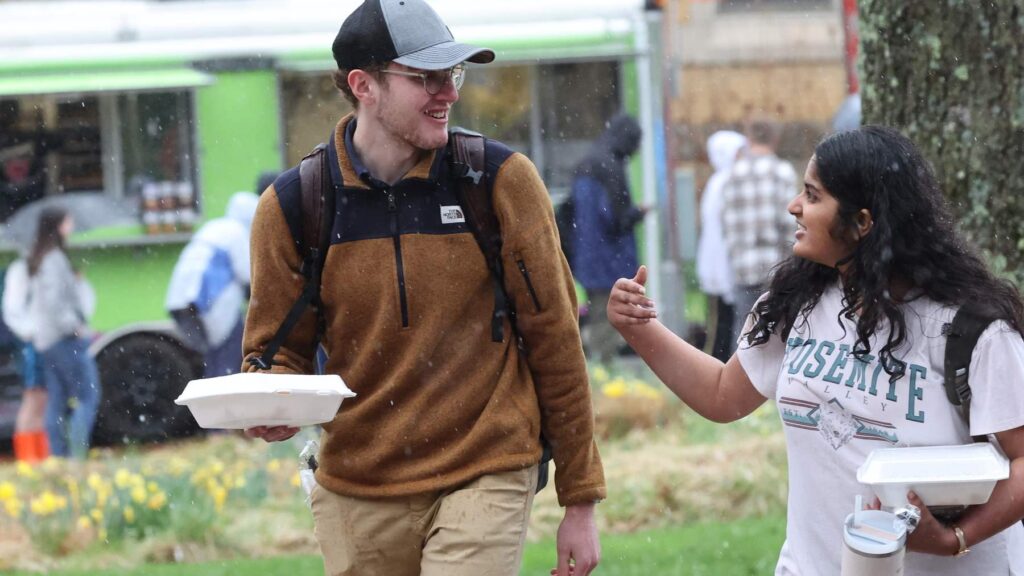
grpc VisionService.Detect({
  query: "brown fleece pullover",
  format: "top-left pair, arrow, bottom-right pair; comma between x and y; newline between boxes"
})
243,116 -> 605,506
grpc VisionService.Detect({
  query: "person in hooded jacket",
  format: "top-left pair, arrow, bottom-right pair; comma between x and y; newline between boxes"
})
165,191 -> 259,378
695,130 -> 747,361
569,113 -> 648,365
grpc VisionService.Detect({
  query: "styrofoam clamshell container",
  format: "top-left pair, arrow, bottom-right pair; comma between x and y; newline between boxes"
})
174,372 -> 356,429
857,443 -> 1009,508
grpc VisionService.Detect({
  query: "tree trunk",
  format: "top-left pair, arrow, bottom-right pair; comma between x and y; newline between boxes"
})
858,1 -> 1024,282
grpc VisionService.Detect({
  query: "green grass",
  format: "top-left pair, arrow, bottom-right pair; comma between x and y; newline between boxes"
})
5,515 -> 784,576
521,514 -> 784,576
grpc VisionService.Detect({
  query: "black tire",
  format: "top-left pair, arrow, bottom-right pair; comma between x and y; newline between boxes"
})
0,342 -> 23,448
92,332 -> 203,446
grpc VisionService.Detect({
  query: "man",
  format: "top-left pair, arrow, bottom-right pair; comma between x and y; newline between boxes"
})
720,117 -> 797,342
165,191 -> 258,377
241,2 -> 605,576
569,113 -> 647,365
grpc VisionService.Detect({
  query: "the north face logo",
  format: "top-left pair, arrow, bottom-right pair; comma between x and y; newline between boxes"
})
440,205 -> 465,224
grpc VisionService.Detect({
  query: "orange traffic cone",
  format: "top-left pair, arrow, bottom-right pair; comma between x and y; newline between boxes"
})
12,430 -> 49,463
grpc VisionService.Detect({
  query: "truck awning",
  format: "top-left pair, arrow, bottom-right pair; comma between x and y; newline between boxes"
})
0,67 -> 214,97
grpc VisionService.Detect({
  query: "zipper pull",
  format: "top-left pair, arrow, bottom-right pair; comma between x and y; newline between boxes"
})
385,188 -> 397,212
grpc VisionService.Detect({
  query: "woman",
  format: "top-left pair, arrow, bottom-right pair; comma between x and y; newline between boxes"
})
609,126 -> 1024,574
28,206 -> 100,459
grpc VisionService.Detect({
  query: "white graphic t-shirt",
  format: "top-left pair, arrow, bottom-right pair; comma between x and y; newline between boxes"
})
738,284 -> 1024,576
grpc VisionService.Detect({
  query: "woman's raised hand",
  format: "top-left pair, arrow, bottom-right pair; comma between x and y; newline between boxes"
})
608,265 -> 657,330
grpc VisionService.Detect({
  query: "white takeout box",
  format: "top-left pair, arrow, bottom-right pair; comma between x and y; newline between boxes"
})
857,443 -> 1009,508
174,373 -> 356,429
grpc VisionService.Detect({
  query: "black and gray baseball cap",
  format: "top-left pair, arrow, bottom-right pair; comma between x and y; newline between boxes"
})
332,0 -> 495,71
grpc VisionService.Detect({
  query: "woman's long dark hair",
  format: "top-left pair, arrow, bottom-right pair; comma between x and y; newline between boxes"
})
28,206 -> 69,276
747,125 -> 1024,381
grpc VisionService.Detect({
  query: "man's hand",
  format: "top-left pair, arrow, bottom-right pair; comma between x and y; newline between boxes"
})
552,503 -> 600,576
244,425 -> 300,443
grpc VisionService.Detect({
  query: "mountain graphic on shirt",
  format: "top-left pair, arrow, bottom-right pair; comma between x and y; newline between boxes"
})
818,398 -> 858,450
779,391 -> 899,449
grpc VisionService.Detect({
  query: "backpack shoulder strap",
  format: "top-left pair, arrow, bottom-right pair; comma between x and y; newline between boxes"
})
943,302 -> 998,432
300,143 -> 333,268
449,129 -> 524,352
450,129 -> 498,258
249,143 -> 334,371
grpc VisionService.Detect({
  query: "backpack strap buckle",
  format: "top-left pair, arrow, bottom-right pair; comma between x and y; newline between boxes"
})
248,355 -> 272,371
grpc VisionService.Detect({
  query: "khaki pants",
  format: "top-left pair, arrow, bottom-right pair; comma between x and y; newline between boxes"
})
311,465 -> 538,576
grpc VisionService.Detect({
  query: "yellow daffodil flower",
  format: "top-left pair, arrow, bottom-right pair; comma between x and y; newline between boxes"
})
15,461 -> 36,479
147,491 -> 167,511
5,499 -> 23,518
0,481 -> 16,502
131,485 -> 147,504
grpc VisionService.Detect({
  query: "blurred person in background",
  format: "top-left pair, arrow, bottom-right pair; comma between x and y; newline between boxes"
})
165,191 -> 259,378
696,130 -> 747,361
569,112 -> 647,366
2,254 -> 48,462
609,126 -> 1024,574
255,171 -> 279,197
242,1 -> 605,575
0,99 -> 63,220
28,206 -> 100,460
721,117 -> 797,345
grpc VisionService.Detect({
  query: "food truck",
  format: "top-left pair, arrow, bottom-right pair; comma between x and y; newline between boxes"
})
0,0 -> 667,445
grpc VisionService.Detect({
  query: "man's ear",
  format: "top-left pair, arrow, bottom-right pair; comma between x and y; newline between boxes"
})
348,69 -> 378,107
853,208 -> 874,240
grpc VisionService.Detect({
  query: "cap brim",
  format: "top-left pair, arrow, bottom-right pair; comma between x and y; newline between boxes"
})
393,41 -> 495,70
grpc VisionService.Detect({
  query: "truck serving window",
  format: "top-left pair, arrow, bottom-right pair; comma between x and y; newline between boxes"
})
0,91 -> 197,235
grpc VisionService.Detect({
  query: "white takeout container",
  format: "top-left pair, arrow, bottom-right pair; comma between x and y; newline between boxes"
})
857,443 -> 1009,508
174,372 -> 355,429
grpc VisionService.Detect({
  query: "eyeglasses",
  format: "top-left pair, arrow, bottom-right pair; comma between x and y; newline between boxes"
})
379,64 -> 466,95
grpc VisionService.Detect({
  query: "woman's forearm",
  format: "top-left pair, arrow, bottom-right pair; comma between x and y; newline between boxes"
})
617,320 -> 753,423
953,456 -> 1024,552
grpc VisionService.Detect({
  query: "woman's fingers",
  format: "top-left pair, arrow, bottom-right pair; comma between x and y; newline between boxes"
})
609,268 -> 657,329
617,315 -> 652,324
616,290 -> 655,309
609,287 -> 656,314
633,265 -> 648,285
612,277 -> 644,295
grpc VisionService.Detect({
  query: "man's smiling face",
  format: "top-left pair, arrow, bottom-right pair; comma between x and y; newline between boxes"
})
373,62 -> 461,152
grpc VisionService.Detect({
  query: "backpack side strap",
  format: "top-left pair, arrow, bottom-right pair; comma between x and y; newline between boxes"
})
450,130 -> 524,352
450,129 -> 550,492
250,144 -> 333,371
943,303 -> 997,430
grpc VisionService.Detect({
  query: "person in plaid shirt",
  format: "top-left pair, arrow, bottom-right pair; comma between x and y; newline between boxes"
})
721,118 -> 797,344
